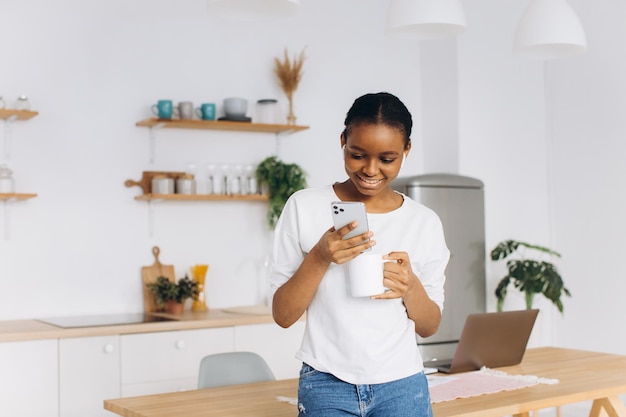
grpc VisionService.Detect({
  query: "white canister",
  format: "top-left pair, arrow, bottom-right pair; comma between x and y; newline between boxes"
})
176,174 -> 196,195
255,99 -> 278,124
0,164 -> 15,193
151,175 -> 174,194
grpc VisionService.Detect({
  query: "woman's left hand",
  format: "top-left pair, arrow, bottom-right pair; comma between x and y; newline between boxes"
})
372,251 -> 416,299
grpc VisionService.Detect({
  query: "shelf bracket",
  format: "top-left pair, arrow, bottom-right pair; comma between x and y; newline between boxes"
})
2,115 -> 17,160
147,198 -> 165,237
2,198 -> 14,240
148,123 -> 165,164
273,128 -> 298,157
148,199 -> 155,237
273,132 -> 283,157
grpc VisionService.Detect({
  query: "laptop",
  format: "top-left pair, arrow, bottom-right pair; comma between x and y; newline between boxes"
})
424,309 -> 539,374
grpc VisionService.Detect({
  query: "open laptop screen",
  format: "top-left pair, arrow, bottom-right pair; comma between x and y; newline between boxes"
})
425,309 -> 539,374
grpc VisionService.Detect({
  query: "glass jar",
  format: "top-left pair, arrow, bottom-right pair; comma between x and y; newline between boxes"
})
0,96 -> 6,109
228,164 -> 244,195
0,164 -> 15,193
244,164 -> 258,195
15,95 -> 31,111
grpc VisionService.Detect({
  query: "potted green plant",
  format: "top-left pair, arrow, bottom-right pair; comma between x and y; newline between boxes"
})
146,275 -> 199,314
256,155 -> 307,229
491,239 -> 571,313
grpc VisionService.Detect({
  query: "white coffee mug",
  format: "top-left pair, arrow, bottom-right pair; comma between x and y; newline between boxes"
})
347,253 -> 392,297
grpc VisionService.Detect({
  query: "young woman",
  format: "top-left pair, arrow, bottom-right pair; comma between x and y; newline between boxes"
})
270,92 -> 450,416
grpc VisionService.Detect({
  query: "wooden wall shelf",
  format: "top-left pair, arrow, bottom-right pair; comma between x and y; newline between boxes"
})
136,118 -> 309,134
0,109 -> 39,121
0,193 -> 37,200
134,194 -> 267,202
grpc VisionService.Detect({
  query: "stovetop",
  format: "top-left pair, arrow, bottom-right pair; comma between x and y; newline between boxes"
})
36,312 -> 176,328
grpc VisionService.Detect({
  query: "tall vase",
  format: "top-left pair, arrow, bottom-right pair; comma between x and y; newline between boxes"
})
286,94 -> 296,125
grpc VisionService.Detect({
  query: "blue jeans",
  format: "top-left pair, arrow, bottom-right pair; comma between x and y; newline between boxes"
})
297,363 -> 433,417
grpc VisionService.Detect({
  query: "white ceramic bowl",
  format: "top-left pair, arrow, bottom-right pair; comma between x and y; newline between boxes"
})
224,97 -> 248,118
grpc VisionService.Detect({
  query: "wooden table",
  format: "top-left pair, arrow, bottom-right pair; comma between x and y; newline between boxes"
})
104,347 -> 626,417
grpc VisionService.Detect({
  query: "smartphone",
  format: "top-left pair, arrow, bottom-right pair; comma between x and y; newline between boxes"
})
331,201 -> 370,249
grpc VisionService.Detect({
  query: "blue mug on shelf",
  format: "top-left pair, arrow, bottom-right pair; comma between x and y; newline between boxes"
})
151,100 -> 173,119
195,103 -> 216,121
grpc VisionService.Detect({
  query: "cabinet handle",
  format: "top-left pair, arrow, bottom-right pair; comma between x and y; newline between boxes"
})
175,340 -> 185,349
103,344 -> 115,354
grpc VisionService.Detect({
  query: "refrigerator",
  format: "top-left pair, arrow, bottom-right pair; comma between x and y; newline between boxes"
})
393,173 -> 486,362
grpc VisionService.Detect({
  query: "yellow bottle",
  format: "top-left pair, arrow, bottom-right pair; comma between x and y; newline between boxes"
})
191,264 -> 209,312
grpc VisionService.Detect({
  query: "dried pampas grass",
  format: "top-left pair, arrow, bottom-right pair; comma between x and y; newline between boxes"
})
274,47 -> 306,125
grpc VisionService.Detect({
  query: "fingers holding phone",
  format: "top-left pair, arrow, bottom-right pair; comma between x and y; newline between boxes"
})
334,221 -> 374,252
331,201 -> 373,249
317,224 -> 372,265
328,201 -> 375,262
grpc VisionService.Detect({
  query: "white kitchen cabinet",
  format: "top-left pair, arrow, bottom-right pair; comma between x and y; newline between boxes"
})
0,316 -> 304,416
0,339 -> 58,417
234,321 -> 305,380
59,335 -> 120,417
120,327 -> 234,396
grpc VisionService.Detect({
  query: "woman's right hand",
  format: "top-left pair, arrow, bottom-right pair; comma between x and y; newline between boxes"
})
273,223 -> 373,328
316,222 -> 375,265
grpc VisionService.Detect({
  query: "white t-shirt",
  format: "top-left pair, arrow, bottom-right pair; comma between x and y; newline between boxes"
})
270,185 -> 449,385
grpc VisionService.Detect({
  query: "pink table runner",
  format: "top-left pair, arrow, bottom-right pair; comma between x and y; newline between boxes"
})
428,367 -> 559,403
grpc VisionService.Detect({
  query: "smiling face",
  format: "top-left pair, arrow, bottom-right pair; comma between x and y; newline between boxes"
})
336,92 -> 413,210
340,123 -> 410,205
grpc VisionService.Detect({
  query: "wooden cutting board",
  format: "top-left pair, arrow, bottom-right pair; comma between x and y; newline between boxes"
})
141,246 -> 176,313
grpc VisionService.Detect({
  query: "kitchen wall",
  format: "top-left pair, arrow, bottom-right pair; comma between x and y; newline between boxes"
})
547,1 -> 626,355
457,0 -> 626,356
0,0 -> 424,319
457,1 -> 553,343
2,0 -> 626,359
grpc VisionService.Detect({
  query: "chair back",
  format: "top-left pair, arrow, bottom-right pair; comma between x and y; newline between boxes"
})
197,351 -> 276,389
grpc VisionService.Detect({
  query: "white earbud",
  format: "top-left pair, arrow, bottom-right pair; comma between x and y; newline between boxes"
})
400,153 -> 406,169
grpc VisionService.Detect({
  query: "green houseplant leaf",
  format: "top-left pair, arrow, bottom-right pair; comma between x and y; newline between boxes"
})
491,239 -> 570,313
256,156 -> 307,229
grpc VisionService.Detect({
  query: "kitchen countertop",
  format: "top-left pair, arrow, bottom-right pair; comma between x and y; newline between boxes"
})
0,305 -> 276,343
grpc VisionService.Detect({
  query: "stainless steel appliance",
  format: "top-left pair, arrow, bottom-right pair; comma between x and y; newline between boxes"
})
393,173 -> 486,362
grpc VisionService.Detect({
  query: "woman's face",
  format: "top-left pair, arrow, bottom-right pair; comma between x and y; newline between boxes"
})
342,123 -> 409,199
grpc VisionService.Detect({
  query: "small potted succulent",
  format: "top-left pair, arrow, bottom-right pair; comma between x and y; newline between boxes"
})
147,275 -> 199,315
491,239 -> 571,313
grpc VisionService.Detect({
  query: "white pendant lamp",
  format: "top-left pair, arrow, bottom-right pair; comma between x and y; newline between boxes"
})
207,0 -> 299,21
385,0 -> 466,40
514,0 -> 587,60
